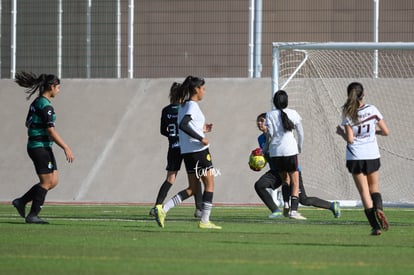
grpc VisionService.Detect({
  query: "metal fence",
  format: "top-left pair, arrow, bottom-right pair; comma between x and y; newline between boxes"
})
1,0 -> 413,79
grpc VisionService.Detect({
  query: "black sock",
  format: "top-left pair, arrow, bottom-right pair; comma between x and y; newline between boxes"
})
202,191 -> 214,204
290,196 -> 299,211
20,183 -> 40,204
282,183 -> 290,205
178,190 -> 191,201
28,185 -> 48,217
155,181 -> 173,205
364,208 -> 380,230
371,192 -> 383,211
194,180 -> 203,210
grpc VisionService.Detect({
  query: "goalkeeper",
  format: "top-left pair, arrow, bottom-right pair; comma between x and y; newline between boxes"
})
253,113 -> 341,219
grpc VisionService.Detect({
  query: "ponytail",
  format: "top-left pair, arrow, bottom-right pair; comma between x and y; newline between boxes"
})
15,71 -> 60,100
169,82 -> 182,104
177,75 -> 205,105
280,111 -> 295,131
273,90 -> 295,132
343,82 -> 364,124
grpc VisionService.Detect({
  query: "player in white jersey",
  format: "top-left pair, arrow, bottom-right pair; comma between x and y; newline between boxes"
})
149,82 -> 202,218
177,100 -> 209,154
154,76 -> 221,230
337,82 -> 390,236
254,113 -> 341,219
264,90 -> 306,220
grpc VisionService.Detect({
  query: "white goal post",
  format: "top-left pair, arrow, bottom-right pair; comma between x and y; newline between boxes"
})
271,42 -> 414,206
272,42 -> 414,93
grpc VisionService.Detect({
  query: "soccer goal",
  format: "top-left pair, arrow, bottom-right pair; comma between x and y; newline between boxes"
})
271,42 -> 414,206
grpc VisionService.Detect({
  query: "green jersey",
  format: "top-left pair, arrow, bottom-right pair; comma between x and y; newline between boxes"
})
26,96 -> 55,148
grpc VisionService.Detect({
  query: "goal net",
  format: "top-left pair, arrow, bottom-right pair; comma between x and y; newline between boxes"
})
271,42 -> 414,206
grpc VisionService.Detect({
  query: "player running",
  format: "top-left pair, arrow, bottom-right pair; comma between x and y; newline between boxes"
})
337,82 -> 389,236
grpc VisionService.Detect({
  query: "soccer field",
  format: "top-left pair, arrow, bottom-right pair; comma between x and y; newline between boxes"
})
0,204 -> 413,275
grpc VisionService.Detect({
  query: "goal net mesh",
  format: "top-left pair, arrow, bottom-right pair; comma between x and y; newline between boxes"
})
273,46 -> 414,205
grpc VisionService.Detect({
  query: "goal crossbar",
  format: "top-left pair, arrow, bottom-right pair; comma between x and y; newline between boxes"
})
272,42 -> 414,93
272,42 -> 414,51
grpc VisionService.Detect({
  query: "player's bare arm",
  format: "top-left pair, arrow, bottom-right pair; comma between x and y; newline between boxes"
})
47,127 -> 74,163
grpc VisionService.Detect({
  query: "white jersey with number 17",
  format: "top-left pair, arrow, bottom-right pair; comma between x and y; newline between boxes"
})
341,104 -> 383,160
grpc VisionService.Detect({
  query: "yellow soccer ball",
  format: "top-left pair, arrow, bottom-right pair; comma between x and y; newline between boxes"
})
248,148 -> 267,171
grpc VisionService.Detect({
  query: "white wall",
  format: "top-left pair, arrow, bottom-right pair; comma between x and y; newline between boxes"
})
1,78 -> 274,204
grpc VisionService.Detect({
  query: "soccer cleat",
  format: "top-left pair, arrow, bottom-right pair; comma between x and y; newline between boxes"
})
283,207 -> 290,217
370,228 -> 382,236
25,215 -> 49,224
194,209 -> 202,218
376,209 -> 389,231
198,221 -> 222,230
289,211 -> 307,220
154,204 -> 166,228
268,209 -> 283,219
12,199 -> 26,218
149,207 -> 156,217
332,201 -> 341,218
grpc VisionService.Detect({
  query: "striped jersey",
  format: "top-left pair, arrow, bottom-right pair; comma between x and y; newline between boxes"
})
25,96 -> 55,148
341,104 -> 383,160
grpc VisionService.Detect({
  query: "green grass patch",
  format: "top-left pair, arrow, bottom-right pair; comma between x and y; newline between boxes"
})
1,205 -> 413,274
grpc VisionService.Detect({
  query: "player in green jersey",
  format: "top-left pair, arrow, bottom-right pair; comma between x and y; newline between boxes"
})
12,72 -> 74,224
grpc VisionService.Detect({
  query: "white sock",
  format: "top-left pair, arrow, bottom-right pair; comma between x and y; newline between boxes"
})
201,202 -> 212,223
163,194 -> 182,213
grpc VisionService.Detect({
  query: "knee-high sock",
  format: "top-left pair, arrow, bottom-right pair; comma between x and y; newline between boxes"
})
28,185 -> 47,216
290,196 -> 299,212
155,181 -> 173,205
194,180 -> 203,211
371,192 -> 383,211
282,183 -> 290,206
163,190 -> 190,213
201,191 -> 213,223
364,208 -> 380,230
19,183 -> 40,204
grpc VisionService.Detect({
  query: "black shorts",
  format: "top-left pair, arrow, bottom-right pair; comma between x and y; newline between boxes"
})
270,155 -> 298,173
346,158 -> 381,175
182,148 -> 214,175
166,147 -> 183,171
27,147 -> 57,175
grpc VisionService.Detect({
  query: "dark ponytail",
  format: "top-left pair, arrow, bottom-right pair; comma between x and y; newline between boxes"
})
177,75 -> 205,105
273,90 -> 295,132
15,71 -> 60,100
169,82 -> 182,104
